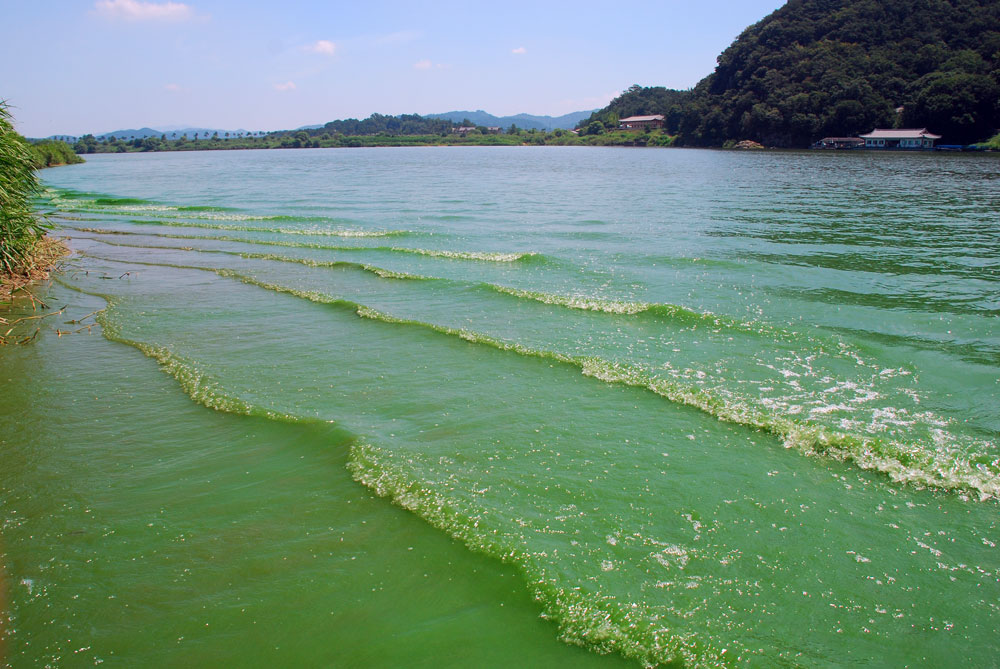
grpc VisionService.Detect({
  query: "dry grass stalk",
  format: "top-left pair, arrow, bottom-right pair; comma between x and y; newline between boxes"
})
0,236 -> 70,303
0,237 -> 72,345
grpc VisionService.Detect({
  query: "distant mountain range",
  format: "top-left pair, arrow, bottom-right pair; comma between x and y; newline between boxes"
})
425,110 -> 595,131
42,109 -> 596,142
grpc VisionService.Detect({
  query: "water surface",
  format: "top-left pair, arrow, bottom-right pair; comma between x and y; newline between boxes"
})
3,147 -> 998,666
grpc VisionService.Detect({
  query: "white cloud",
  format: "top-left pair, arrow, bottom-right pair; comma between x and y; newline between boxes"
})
512,46 -> 527,55
304,40 -> 336,56
274,81 -> 297,92
94,0 -> 193,21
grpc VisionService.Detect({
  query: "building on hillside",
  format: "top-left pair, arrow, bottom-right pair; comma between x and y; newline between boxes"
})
810,137 -> 865,149
619,115 -> 665,131
859,128 -> 941,149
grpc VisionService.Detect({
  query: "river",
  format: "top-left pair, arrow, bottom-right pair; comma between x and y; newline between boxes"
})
3,146 -> 998,666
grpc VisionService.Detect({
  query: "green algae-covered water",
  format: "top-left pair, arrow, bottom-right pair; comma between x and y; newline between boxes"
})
3,147 -> 998,666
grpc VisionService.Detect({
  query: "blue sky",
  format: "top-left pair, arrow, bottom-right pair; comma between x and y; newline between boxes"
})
4,0 -> 786,137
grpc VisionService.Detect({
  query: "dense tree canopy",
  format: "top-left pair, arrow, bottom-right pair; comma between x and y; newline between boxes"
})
26,139 -> 83,167
579,85 -> 691,134
319,113 -> 456,137
585,0 -> 1000,147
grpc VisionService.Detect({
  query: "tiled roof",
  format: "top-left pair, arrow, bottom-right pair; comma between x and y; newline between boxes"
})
859,128 -> 942,139
620,115 -> 665,122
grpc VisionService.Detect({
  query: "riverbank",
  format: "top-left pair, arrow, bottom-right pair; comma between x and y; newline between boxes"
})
0,235 -> 69,303
70,129 -> 677,154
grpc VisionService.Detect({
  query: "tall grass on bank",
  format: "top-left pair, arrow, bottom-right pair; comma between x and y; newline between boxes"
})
0,102 -> 47,275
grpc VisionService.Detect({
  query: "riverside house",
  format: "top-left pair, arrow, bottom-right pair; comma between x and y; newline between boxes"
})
619,115 -> 665,131
859,128 -> 941,149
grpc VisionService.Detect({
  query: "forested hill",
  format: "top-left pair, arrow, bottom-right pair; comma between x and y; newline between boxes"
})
584,0 -> 1000,147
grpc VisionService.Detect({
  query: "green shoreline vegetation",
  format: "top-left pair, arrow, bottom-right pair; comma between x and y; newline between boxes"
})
1,102 -> 48,276
27,139 -> 84,168
66,123 -> 676,155
0,102 -> 74,306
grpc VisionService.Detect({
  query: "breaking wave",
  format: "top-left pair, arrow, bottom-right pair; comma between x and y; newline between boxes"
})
51,272 -> 728,668
348,441 -> 724,667
115,218 -> 409,238
78,250 -> 997,501
74,232 -> 815,344
53,280 -> 307,425
66,225 -> 539,263
234,274 -> 1000,500
53,251 -> 1000,668
42,188 -> 367,226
